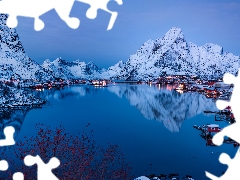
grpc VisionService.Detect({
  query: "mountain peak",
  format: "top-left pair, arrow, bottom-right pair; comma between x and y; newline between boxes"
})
117,60 -> 124,68
157,27 -> 186,45
0,14 -> 52,81
87,61 -> 98,69
115,27 -> 240,81
203,43 -> 223,55
166,27 -> 182,35
86,61 -> 99,75
87,61 -> 95,65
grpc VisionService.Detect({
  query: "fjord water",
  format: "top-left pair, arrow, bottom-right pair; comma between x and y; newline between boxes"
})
6,84 -> 237,179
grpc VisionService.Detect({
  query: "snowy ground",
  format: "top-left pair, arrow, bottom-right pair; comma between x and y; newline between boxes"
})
0,83 -> 45,109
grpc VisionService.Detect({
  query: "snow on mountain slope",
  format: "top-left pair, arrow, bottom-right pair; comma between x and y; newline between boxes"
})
0,83 -> 45,107
101,60 -> 124,79
44,27 -> 239,80
42,58 -> 86,79
114,27 -> 240,81
1,15 -> 238,82
108,84 -> 217,132
0,14 -> 52,81
42,58 -> 103,80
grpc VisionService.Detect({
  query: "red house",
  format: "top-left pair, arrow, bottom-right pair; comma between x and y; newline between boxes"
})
205,124 -> 221,146
206,124 -> 221,133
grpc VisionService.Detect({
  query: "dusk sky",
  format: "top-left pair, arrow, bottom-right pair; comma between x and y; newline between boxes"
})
15,0 -> 240,68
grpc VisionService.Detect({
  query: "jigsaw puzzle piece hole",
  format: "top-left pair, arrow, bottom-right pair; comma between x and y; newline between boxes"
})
223,73 -> 236,84
212,133 -> 225,146
0,160 -> 8,171
13,172 -> 24,180
86,8 -> 97,19
205,171 -> 219,180
4,126 -> 15,135
216,100 -> 229,110
66,17 -> 80,29
6,16 -> 18,28
48,157 -> 60,168
34,18 -> 45,31
107,11 -> 117,30
219,153 -> 231,165
24,155 -> 36,166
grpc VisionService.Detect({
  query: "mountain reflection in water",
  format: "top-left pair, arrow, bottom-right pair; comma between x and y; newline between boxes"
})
0,84 -> 234,179
33,86 -> 100,100
0,108 -> 29,153
0,84 -> 219,136
108,84 -> 218,132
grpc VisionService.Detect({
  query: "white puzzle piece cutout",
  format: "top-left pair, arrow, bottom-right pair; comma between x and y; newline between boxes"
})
24,155 -> 60,180
13,172 -> 24,180
0,0 -> 79,31
206,70 -> 240,179
76,0 -> 123,30
0,0 -> 123,31
0,126 -> 15,146
213,72 -> 240,145
206,150 -> 240,180
0,160 -> 8,171
0,127 -> 15,178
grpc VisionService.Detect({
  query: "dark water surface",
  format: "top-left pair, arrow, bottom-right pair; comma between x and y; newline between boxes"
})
1,84 -> 237,179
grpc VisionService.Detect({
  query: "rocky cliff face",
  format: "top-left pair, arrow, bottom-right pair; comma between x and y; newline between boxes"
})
42,58 -> 103,80
0,14 -> 52,81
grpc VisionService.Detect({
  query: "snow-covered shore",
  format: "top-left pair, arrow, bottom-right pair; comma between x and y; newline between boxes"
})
0,83 -> 45,110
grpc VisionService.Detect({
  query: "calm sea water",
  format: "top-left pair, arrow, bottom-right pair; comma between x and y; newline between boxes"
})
2,84 -> 237,179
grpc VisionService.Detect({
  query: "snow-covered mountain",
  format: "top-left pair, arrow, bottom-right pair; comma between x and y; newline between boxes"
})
0,14 -> 53,81
40,28 -> 240,80
108,84 -> 217,132
101,60 -> 124,79
0,83 -> 45,108
42,58 -> 104,80
1,13 -> 239,82
113,27 -> 240,81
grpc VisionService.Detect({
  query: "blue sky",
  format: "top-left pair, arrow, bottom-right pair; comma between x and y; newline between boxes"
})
15,0 -> 240,68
